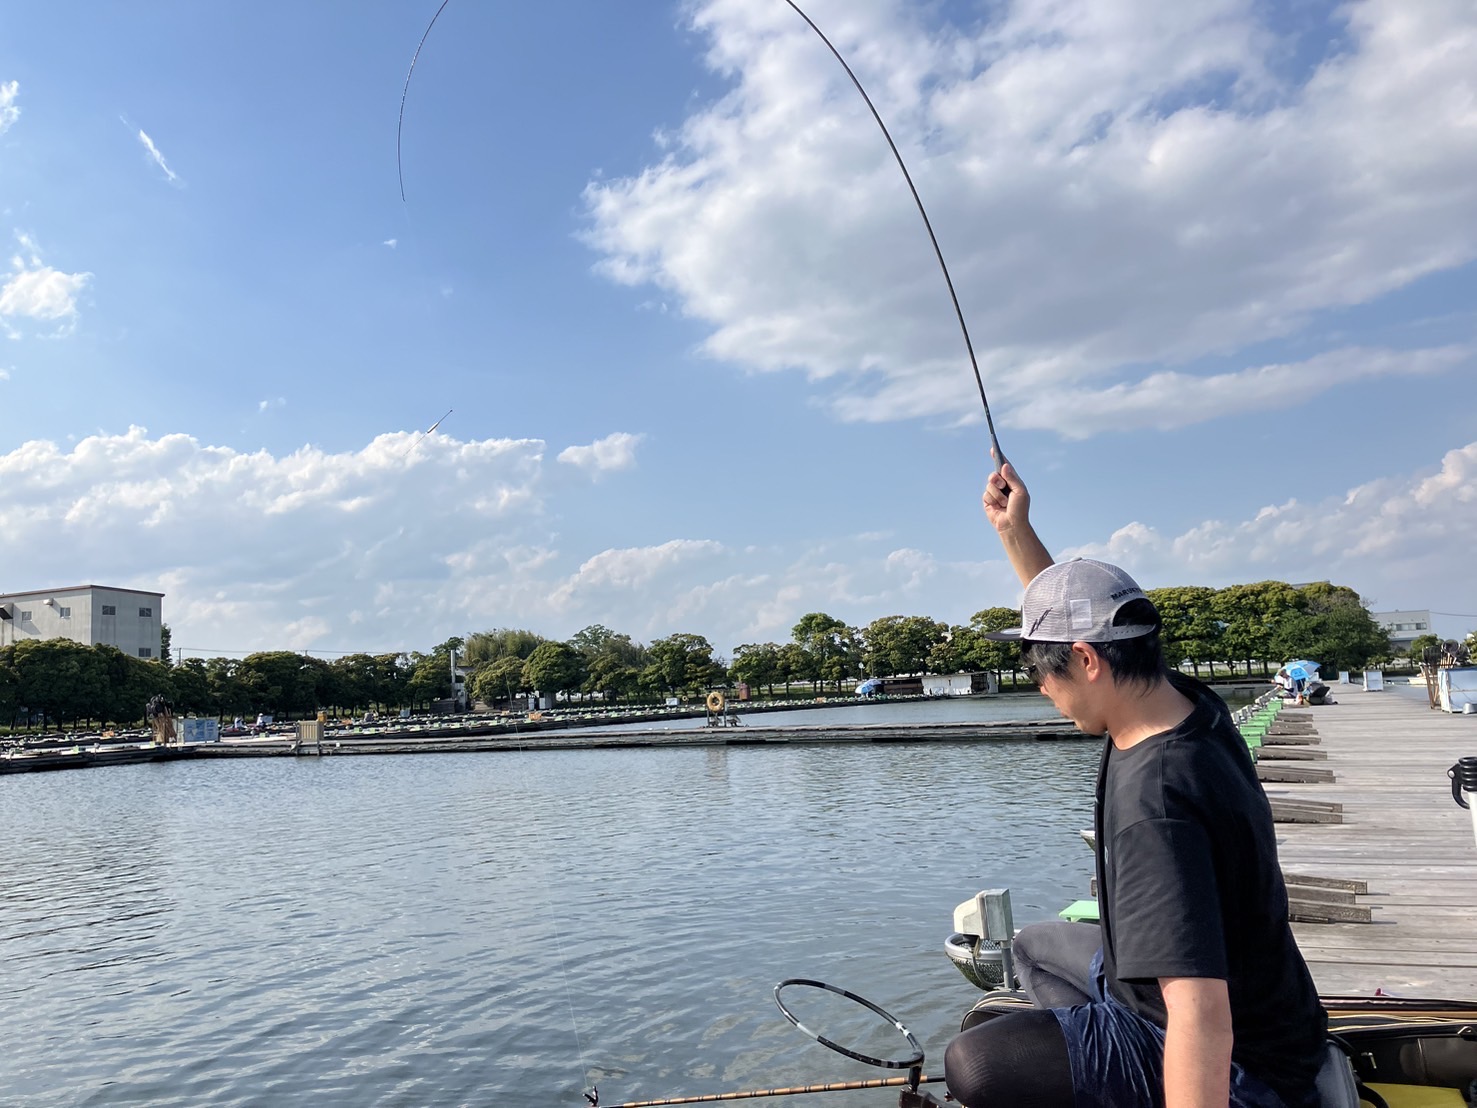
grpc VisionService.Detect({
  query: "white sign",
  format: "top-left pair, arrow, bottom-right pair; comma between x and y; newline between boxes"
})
180,718 -> 219,744
1362,670 -> 1384,692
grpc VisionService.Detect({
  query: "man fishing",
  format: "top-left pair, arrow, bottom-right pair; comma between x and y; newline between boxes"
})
943,462 -> 1327,1108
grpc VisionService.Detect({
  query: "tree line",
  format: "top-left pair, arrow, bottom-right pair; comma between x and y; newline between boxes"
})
0,578 -> 1412,730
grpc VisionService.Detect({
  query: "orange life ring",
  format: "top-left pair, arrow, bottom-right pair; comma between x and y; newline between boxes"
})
706,691 -> 726,713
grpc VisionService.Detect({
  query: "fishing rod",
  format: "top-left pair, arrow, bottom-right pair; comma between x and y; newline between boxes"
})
586,1072 -> 947,1107
395,1 -> 1009,476
398,407 -> 454,458
585,979 -> 950,1108
778,1 -> 1007,477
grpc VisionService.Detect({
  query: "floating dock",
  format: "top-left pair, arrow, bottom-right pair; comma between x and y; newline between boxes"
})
1271,690 -> 1477,995
0,717 -> 1086,773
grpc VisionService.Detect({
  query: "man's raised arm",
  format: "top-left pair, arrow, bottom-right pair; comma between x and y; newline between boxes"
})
982,460 -> 1053,587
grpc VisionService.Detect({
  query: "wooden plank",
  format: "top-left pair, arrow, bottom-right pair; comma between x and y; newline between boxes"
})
1282,884 -> 1358,905
1257,748 -> 1329,761
1272,807 -> 1343,824
1282,873 -> 1368,893
1257,764 -> 1336,783
1289,901 -> 1373,924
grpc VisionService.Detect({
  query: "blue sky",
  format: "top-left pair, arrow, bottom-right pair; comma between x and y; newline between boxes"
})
1,0 -> 1475,659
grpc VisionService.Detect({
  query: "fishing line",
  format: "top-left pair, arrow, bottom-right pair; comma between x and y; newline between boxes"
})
396,0 -> 1009,473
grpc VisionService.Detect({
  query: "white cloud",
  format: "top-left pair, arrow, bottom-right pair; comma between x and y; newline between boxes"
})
583,0 -> 1477,434
1010,345 -> 1471,438
3,427 -> 1471,660
1061,441 -> 1477,617
383,238 -> 398,249
0,233 -> 91,334
0,366 -> 9,380
0,80 -> 19,135
257,397 -> 286,413
556,431 -> 645,475
136,128 -> 180,185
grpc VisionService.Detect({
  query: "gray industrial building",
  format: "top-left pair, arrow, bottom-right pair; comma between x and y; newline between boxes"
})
0,585 -> 164,659
1371,609 -> 1433,655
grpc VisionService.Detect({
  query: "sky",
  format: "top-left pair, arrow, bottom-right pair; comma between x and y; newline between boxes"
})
1,0 -> 1475,662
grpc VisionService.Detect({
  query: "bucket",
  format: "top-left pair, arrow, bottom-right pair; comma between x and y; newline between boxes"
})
1449,756 -> 1477,848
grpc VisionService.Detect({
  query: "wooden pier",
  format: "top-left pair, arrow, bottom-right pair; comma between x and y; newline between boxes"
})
1270,689 -> 1477,996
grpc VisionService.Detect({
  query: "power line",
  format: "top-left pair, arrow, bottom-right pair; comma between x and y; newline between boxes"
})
178,646 -> 418,658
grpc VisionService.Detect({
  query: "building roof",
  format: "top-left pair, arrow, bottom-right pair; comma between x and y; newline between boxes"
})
0,584 -> 165,601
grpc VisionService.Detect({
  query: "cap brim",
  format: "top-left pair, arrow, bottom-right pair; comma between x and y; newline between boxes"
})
982,627 -> 1023,641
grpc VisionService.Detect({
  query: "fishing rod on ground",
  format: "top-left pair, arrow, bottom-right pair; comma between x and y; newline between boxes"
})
583,979 -> 950,1108
396,0 -> 1011,483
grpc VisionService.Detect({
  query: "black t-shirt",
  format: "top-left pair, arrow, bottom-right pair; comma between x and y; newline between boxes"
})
1095,673 -> 1327,1104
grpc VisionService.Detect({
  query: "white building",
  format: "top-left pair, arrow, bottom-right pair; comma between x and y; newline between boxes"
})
0,585 -> 164,659
1371,609 -> 1433,655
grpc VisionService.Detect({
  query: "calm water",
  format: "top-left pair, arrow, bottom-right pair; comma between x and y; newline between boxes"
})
2,700 -> 1101,1107
585,692 -> 1064,732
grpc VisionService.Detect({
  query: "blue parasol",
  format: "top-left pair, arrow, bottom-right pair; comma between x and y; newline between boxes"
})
1284,660 -> 1320,683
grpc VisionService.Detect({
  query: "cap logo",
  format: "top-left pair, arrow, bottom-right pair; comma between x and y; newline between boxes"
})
1109,586 -> 1142,601
1028,609 -> 1052,636
1070,599 -> 1093,630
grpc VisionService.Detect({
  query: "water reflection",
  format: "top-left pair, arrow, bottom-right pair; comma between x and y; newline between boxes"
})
2,737 -> 1100,1106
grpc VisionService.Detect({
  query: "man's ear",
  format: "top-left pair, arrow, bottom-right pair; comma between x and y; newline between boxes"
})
1072,641 -> 1105,682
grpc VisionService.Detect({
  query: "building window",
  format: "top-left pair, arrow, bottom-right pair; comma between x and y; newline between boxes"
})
102,605 -> 116,616
1416,623 -> 1428,630
19,610 -> 31,621
139,606 -> 153,618
58,606 -> 71,618
139,647 -> 153,658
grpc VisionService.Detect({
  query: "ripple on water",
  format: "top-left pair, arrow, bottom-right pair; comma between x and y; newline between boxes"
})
1,729 -> 1100,1106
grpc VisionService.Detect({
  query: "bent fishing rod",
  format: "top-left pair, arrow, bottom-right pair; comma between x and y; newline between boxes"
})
396,0 -> 1010,477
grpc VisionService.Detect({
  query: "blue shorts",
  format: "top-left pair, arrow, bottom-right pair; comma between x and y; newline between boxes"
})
1051,951 -> 1292,1108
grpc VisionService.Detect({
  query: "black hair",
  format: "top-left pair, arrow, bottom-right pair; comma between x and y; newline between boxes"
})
1021,599 -> 1169,693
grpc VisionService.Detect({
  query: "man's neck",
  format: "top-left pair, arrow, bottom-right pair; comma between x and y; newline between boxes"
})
1107,678 -> 1197,750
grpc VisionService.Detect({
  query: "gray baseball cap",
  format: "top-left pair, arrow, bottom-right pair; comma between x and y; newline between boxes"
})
984,558 -> 1160,642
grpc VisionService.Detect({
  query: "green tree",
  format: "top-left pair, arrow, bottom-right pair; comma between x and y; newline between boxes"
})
1148,586 -> 1221,677
329,654 -> 379,713
643,633 -> 721,696
372,653 -> 412,709
159,623 -> 173,666
572,627 -> 647,704
205,657 -> 252,719
791,613 -> 860,691
0,645 -> 17,727
12,638 -> 107,729
1408,633 -> 1442,664
731,643 -> 782,695
92,645 -> 174,727
471,655 -> 528,707
862,615 -> 947,676
963,608 -> 1023,683
522,642 -> 587,702
928,629 -> 967,676
239,651 -> 319,716
463,628 -> 547,667
171,658 -> 213,716
776,642 -> 807,694
405,652 -> 451,708
1212,582 -> 1303,677
1273,583 -> 1391,675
